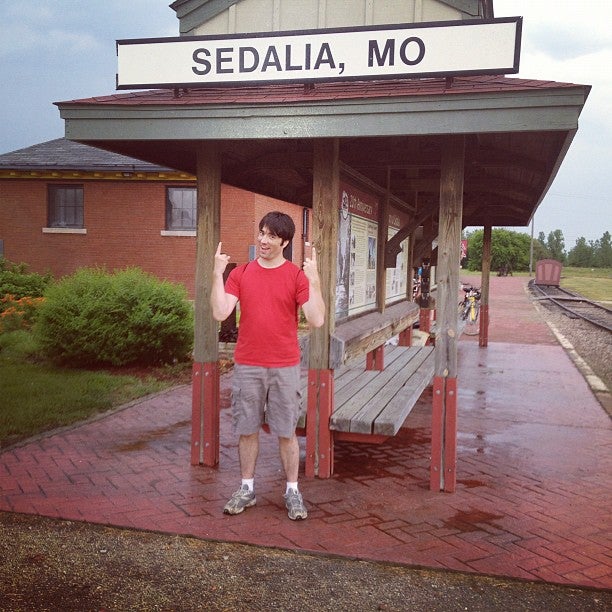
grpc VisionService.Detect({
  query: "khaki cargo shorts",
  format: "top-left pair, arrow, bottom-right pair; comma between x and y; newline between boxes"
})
231,364 -> 302,438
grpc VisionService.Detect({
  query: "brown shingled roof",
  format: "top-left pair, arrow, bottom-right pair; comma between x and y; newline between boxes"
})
57,75 -> 580,108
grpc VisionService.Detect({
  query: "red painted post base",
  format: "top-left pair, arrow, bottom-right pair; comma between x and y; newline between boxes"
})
430,375 -> 457,493
399,326 -> 413,347
419,308 -> 433,334
191,361 -> 220,467
305,369 -> 334,478
479,304 -> 489,347
366,346 -> 384,370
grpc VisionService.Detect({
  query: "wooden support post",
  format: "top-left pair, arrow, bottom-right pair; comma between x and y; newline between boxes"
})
376,170 -> 390,311
480,224 -> 491,347
431,135 -> 464,492
480,303 -> 490,347
408,228 -> 416,301
366,346 -> 385,370
191,142 -> 221,466
430,376 -> 458,492
385,198 -> 431,268
419,308 -> 433,333
399,326 -> 412,346
305,369 -> 334,478
306,138 -> 339,478
192,362 -> 220,465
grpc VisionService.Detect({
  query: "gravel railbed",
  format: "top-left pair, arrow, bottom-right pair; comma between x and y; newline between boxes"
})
532,296 -> 612,415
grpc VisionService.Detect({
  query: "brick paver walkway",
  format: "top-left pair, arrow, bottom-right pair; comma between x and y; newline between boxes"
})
1,276 -> 611,589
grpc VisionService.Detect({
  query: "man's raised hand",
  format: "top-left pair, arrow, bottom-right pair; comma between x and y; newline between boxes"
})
303,243 -> 320,283
301,242 -> 325,327
214,242 -> 231,275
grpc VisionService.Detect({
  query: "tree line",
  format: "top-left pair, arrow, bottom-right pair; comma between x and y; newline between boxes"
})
463,228 -> 612,272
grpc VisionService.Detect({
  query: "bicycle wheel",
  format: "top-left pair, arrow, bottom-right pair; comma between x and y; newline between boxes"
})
463,303 -> 480,335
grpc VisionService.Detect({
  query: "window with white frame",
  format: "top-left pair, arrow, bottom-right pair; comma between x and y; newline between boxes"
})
48,185 -> 84,228
166,187 -> 197,231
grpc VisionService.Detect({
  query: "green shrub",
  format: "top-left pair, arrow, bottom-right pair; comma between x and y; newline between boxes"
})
0,329 -> 40,360
34,267 -> 194,367
0,258 -> 53,306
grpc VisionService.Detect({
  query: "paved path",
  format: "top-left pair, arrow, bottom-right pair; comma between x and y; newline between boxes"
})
1,276 -> 610,590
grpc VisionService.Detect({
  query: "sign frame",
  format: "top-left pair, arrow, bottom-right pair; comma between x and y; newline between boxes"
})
116,17 -> 522,90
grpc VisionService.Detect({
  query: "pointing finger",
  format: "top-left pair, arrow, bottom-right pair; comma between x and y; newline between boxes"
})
216,242 -> 223,255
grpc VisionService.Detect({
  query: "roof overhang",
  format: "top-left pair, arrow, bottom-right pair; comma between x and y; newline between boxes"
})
56,75 -> 590,228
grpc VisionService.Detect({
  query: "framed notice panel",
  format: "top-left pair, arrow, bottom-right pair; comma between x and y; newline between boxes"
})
336,181 -> 410,320
336,181 -> 379,319
386,209 -> 410,304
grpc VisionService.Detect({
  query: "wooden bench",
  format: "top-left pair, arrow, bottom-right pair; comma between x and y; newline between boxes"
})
294,300 -> 435,442
329,344 -> 434,440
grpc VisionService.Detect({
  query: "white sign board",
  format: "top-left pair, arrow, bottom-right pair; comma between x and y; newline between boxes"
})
117,18 -> 521,89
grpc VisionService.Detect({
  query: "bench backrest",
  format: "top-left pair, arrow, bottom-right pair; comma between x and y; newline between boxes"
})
329,301 -> 419,369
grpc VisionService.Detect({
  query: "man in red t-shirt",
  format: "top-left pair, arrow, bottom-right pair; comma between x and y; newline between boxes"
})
211,211 -> 325,520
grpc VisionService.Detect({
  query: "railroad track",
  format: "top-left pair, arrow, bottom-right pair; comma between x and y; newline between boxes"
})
529,280 -> 612,333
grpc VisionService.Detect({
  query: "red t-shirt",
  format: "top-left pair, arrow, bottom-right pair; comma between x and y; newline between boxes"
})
225,260 -> 309,367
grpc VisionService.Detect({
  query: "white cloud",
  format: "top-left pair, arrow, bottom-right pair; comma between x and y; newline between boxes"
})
47,29 -> 101,53
0,0 -> 176,59
1,2 -> 54,22
0,11 -> 102,58
0,23 -> 41,56
495,0 -> 612,35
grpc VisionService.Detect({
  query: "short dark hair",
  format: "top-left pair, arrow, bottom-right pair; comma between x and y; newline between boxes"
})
259,211 -> 295,243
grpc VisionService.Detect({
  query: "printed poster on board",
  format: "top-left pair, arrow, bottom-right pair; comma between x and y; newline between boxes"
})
386,210 -> 409,303
336,181 -> 410,320
336,182 -> 378,319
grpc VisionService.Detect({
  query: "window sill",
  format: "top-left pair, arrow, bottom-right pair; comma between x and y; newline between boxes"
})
160,230 -> 196,237
42,227 -> 87,234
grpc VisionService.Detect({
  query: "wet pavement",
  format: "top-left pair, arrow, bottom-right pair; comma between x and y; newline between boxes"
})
1,276 -> 611,590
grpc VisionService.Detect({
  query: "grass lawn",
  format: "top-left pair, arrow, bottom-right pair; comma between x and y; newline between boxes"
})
466,267 -> 612,302
560,267 -> 612,302
0,331 -> 186,449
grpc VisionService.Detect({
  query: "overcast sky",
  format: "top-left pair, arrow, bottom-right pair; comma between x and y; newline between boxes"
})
0,1 -> 609,246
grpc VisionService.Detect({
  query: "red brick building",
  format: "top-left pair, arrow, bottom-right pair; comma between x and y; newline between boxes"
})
0,138 -> 308,296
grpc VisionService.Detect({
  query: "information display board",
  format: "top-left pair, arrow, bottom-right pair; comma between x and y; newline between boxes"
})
336,181 -> 409,320
386,210 -> 410,303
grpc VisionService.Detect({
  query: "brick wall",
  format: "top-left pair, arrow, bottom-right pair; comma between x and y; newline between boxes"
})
219,185 -> 256,264
0,178 -> 306,297
0,180 -> 48,269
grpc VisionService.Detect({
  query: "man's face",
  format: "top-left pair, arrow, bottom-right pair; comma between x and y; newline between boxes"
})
257,226 -> 287,261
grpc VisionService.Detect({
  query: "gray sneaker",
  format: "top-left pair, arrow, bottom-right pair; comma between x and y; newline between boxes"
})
284,488 -> 308,520
223,485 -> 256,515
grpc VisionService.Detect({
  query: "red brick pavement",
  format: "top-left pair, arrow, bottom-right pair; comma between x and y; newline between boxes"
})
1,276 -> 611,590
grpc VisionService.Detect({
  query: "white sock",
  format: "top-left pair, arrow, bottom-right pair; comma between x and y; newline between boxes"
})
286,482 -> 298,494
242,478 -> 254,492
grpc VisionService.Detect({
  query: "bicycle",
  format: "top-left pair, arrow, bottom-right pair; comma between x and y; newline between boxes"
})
459,285 -> 481,336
